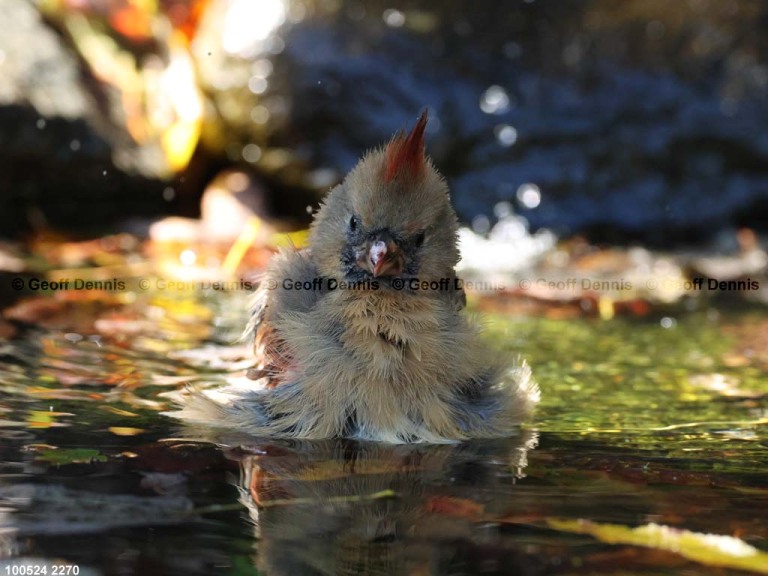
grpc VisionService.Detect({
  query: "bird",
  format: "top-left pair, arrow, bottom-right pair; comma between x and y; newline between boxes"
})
173,111 -> 539,443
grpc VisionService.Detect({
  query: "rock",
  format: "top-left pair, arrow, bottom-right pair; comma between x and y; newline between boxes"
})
0,0 -> 200,236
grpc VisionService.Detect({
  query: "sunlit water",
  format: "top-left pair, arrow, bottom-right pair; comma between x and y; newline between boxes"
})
1,287 -> 767,575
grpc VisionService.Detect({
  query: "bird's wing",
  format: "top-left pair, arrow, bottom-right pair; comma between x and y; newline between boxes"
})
244,248 -> 325,387
245,287 -> 287,386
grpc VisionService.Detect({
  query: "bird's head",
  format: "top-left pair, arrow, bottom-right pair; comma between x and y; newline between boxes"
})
309,111 -> 459,285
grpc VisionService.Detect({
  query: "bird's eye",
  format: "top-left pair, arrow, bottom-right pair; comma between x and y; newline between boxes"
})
348,215 -> 360,232
414,231 -> 426,247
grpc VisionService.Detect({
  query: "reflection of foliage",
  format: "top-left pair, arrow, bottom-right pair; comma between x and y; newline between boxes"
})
35,447 -> 107,465
489,311 -> 768,451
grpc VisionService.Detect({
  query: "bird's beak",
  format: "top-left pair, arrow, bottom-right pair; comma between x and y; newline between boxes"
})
366,237 -> 404,277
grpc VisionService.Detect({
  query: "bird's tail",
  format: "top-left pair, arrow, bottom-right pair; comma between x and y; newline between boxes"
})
162,377 -> 272,434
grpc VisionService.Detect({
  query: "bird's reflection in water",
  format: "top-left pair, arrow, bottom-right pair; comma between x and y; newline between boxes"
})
217,432 -> 538,576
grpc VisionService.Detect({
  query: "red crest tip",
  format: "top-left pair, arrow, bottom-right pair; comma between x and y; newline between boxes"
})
384,110 -> 428,182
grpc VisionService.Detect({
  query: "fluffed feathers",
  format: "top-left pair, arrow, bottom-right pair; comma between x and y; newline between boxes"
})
169,110 -> 539,443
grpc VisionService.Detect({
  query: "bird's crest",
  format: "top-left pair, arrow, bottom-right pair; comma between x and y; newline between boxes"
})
383,110 -> 428,183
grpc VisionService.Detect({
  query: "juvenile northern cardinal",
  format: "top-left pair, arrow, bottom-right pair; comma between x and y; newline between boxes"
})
175,111 -> 539,443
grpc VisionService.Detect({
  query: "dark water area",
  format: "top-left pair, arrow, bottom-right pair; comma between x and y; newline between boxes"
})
1,286 -> 767,575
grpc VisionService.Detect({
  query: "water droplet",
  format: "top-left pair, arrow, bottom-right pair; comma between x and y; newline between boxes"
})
36,118 -> 46,130
180,249 -> 197,266
69,140 -> 81,151
267,35 -> 285,55
307,168 -> 338,189
242,144 -> 262,163
493,201 -> 513,219
266,95 -> 288,116
660,317 -> 677,329
287,2 -> 307,23
494,124 -> 518,147
383,8 -> 405,27
250,105 -> 271,124
471,215 -> 491,235
517,183 -> 541,209
248,76 -> 268,95
162,187 -> 175,201
251,59 -> 273,78
480,85 -> 510,115
490,216 -> 528,242
226,171 -> 250,192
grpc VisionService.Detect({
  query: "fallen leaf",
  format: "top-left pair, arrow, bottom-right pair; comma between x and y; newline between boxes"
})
26,387 -> 105,401
99,406 -> 139,417
424,496 -> 485,520
108,427 -> 145,436
547,518 -> 768,574
27,410 -> 74,429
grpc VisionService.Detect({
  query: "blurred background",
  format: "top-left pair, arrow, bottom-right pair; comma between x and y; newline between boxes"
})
3,3 -> 768,573
2,0 -> 767,247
